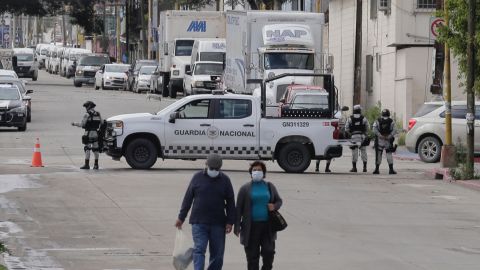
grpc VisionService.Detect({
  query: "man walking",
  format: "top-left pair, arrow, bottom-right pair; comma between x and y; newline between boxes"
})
345,105 -> 370,172
72,101 -> 102,170
175,154 -> 236,270
372,109 -> 397,174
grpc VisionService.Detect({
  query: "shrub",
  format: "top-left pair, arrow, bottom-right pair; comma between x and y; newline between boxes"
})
449,138 -> 480,180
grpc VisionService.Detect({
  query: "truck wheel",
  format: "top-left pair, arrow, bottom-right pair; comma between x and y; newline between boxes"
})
277,142 -> 311,173
125,138 -> 158,169
27,108 -> 31,122
169,81 -> 177,98
74,81 -> 82,87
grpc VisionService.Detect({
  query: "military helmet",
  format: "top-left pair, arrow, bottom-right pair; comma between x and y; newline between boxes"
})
353,104 -> 362,114
381,108 -> 391,118
83,101 -> 96,110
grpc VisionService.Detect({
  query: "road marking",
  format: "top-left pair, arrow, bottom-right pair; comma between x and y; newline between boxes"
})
431,195 -> 459,200
40,247 -> 129,251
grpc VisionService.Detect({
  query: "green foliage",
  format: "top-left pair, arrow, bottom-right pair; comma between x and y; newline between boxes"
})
449,138 -> 480,180
437,0 -> 480,95
0,241 -> 8,254
364,101 -> 382,138
0,265 -> 6,270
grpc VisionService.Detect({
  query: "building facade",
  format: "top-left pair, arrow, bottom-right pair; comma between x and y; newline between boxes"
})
329,0 -> 465,127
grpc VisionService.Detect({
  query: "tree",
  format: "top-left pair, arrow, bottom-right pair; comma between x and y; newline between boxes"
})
437,0 -> 480,94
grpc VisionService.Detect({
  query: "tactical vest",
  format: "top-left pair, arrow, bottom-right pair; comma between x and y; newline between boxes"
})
85,111 -> 101,131
349,115 -> 366,134
378,117 -> 393,136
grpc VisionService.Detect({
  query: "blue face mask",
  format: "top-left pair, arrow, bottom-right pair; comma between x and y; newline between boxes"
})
251,171 -> 264,181
207,168 -> 220,178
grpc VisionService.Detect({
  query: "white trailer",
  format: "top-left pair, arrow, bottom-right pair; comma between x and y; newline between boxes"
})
224,11 -> 331,108
158,10 -> 226,98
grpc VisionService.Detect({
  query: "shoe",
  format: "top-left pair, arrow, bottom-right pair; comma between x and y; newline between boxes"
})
93,159 -> 99,170
363,162 -> 367,173
325,168 -> 331,173
350,162 -> 357,173
315,167 -> 319,172
373,165 -> 380,174
389,164 -> 397,175
80,159 -> 90,170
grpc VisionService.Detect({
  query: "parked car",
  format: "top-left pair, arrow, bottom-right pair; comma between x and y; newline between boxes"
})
65,49 -> 92,78
0,69 -> 18,79
94,64 -> 130,90
406,101 -> 480,163
73,54 -> 111,87
127,60 -> 157,91
183,61 -> 223,95
0,78 -> 33,122
0,84 -> 29,131
149,65 -> 163,94
133,65 -> 156,93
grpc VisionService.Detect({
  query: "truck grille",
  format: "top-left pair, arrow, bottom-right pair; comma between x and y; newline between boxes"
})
83,71 -> 96,77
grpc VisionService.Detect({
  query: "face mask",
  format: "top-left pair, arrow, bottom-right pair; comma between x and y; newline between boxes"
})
251,171 -> 264,181
353,114 -> 361,118
207,169 -> 220,178
382,116 -> 389,120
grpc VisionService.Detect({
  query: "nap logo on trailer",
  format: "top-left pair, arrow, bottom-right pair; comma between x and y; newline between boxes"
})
187,21 -> 207,32
266,29 -> 308,41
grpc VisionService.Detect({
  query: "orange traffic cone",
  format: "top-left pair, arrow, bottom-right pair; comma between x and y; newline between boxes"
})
31,138 -> 44,167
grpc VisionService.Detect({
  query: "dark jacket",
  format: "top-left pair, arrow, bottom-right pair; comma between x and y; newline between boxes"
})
178,170 -> 236,225
234,181 -> 283,246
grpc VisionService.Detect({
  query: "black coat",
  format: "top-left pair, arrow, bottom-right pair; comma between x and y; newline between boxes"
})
234,180 -> 283,246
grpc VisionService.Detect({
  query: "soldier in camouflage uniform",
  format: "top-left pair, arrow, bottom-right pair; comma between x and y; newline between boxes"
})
372,109 -> 397,175
72,101 -> 102,170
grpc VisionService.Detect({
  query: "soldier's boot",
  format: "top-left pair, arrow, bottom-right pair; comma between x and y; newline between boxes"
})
389,164 -> 397,175
363,162 -> 367,173
80,159 -> 90,170
315,163 -> 319,172
325,162 -> 331,173
93,159 -> 99,170
373,164 -> 380,174
350,162 -> 357,173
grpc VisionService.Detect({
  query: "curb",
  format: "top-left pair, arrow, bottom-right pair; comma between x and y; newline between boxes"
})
425,167 -> 453,181
454,180 -> 480,191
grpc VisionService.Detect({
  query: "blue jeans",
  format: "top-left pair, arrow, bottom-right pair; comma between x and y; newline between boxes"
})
192,224 -> 226,270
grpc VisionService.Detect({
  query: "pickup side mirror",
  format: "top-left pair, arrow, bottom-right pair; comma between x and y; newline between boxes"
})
186,71 -> 191,76
23,96 -> 32,101
169,112 -> 180,123
341,106 -> 350,112
12,56 -> 18,68
279,98 -> 285,104
26,90 -> 34,94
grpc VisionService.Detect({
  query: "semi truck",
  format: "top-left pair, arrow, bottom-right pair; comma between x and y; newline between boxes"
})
224,11 -> 332,108
158,10 -> 226,98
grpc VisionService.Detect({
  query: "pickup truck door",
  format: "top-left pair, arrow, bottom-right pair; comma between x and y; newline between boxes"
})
211,98 -> 258,159
163,98 -> 214,158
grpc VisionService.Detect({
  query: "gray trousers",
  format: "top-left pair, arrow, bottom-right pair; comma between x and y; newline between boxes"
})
376,138 -> 393,165
351,134 -> 367,163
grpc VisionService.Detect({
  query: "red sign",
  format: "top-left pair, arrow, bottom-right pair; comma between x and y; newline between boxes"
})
431,18 -> 445,37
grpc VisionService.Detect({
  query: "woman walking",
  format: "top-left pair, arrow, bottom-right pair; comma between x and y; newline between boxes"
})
234,161 -> 283,270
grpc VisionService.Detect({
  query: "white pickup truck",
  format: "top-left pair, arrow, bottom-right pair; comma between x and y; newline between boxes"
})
104,74 -> 343,173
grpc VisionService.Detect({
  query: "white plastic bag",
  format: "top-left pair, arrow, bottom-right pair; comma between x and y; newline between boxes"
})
173,229 -> 194,270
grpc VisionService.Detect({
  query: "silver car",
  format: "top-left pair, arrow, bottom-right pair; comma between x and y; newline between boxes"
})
406,101 -> 480,162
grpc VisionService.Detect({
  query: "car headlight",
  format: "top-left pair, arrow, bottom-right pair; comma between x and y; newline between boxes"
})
172,70 -> 180,76
106,76 -> 113,80
194,81 -> 204,88
9,107 -> 26,116
111,120 -> 123,136
76,70 -> 83,75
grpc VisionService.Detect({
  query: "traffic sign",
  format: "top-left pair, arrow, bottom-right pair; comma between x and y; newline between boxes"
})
431,18 -> 445,37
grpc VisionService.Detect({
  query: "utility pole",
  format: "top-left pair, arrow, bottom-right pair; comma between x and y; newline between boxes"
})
353,0 -> 362,106
103,1 -> 108,54
440,0 -> 456,168
148,0 -> 152,59
140,0 -> 147,59
116,0 -> 121,63
466,0 -> 476,178
62,13 -> 67,46
126,0 -> 130,63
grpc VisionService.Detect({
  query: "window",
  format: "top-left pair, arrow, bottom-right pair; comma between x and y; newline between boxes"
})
476,106 -> 480,119
264,53 -> 314,70
175,40 -> 195,56
417,0 -> 436,9
379,0 -> 391,11
370,0 -> 378,19
216,99 -> 252,119
176,99 -> 211,119
366,55 -> 373,92
440,105 -> 467,119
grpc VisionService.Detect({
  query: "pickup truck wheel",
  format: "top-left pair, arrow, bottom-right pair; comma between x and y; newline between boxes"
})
277,142 -> 311,173
125,138 -> 158,169
74,81 -> 82,87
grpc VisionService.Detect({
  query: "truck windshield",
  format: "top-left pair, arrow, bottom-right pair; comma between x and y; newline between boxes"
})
16,54 -> 34,61
79,56 -> 109,66
194,63 -> 223,75
200,52 -> 225,63
175,40 -> 195,56
139,66 -> 156,75
264,53 -> 314,70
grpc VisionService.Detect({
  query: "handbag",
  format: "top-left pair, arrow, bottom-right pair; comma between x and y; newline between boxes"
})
267,183 -> 287,232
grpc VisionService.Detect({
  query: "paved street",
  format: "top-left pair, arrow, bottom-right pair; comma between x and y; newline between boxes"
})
0,71 -> 480,270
